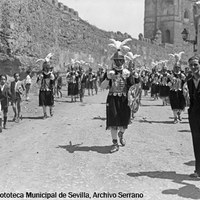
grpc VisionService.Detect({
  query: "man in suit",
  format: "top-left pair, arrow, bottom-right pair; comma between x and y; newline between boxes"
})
186,55 -> 200,178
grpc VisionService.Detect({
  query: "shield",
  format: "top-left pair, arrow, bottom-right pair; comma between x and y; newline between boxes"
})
128,83 -> 142,115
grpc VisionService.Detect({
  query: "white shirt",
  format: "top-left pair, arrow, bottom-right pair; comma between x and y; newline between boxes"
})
193,78 -> 200,89
15,81 -> 19,92
25,75 -> 31,84
183,77 -> 200,99
0,84 -> 5,92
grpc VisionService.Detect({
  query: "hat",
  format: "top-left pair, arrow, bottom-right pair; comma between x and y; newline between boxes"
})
36,53 -> 53,63
125,52 -> 140,61
188,55 -> 200,63
108,38 -> 132,60
169,51 -> 184,65
42,61 -> 51,70
111,51 -> 125,60
108,38 -> 132,70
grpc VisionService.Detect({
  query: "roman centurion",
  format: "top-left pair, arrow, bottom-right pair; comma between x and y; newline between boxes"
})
101,38 -> 134,153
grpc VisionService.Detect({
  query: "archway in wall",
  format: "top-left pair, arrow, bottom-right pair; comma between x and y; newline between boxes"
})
194,6 -> 197,15
165,30 -> 171,43
184,10 -> 189,19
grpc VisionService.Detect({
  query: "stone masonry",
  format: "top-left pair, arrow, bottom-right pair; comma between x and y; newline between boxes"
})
0,0 -> 195,75
144,0 -> 196,44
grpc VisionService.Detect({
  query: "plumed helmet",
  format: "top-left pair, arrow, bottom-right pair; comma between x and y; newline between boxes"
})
162,65 -> 167,70
42,61 -> 51,70
111,51 -> 125,60
128,60 -> 135,69
89,67 -> 92,72
173,63 -> 181,72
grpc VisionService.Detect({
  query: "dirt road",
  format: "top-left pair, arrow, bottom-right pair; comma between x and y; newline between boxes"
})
0,88 -> 199,200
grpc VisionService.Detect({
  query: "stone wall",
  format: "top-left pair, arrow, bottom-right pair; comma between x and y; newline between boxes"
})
132,36 -> 193,70
144,0 -> 196,44
0,0 -> 194,75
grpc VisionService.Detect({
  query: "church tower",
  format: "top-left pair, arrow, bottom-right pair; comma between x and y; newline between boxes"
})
144,0 -> 197,45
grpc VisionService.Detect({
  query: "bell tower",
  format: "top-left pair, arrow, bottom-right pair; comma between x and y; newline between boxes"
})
144,0 -> 196,45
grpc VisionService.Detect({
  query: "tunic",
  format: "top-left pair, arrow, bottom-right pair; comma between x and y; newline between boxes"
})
106,68 -> 131,130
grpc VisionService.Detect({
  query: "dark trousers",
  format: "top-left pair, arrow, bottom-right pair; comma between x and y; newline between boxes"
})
188,108 -> 200,173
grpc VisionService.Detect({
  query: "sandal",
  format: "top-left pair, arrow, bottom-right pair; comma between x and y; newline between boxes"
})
118,131 -> 126,146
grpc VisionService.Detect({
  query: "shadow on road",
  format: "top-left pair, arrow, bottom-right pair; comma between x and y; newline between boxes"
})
127,171 -> 200,199
54,99 -> 77,103
141,104 -> 164,107
57,142 -> 111,154
138,120 -> 173,124
180,121 -> 189,124
184,160 -> 195,166
169,117 -> 188,120
93,116 -> 106,121
21,116 -> 44,120
178,130 -> 191,133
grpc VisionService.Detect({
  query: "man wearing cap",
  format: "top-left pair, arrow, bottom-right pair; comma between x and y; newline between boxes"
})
185,55 -> 200,178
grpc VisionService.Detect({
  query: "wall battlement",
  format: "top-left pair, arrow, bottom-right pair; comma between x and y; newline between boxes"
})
0,0 -> 194,75
48,0 -> 79,18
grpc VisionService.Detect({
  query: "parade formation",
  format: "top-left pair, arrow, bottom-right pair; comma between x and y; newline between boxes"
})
0,34 -> 200,182
2,1 -> 200,198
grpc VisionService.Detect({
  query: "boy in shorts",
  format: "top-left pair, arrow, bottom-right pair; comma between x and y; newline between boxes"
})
10,73 -> 25,122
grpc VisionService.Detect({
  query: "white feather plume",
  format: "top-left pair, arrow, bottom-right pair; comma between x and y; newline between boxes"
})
169,51 -> 185,62
80,60 -> 85,64
121,45 -> 131,51
36,53 -> 53,63
36,58 -> 45,63
75,60 -> 81,64
151,61 -> 159,66
159,60 -> 168,64
125,52 -> 140,61
108,38 -> 132,51
71,59 -> 75,64
121,38 -> 132,46
45,53 -> 53,62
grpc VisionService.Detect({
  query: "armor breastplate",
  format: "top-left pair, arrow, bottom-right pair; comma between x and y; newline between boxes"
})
161,75 -> 168,86
109,74 -> 127,96
171,73 -> 183,91
41,73 -> 52,91
69,74 -> 76,83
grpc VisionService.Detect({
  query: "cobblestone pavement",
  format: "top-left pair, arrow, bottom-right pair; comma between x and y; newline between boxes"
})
0,88 -> 199,200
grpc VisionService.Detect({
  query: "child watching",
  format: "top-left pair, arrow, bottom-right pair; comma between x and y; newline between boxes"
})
10,73 -> 25,123
0,74 -> 11,129
24,70 -> 32,101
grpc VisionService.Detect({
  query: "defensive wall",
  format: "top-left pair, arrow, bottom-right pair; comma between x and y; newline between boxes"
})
0,0 -> 194,75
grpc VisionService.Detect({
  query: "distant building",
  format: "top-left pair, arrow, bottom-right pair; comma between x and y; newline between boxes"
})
144,0 -> 197,45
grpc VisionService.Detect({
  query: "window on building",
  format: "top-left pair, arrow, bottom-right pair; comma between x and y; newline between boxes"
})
165,30 -> 171,43
194,6 -> 197,15
166,0 -> 173,4
184,10 -> 189,19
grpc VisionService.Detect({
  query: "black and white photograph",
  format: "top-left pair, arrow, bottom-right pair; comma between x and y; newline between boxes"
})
0,0 -> 200,199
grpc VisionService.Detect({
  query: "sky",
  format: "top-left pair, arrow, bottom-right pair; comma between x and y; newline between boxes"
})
59,0 -> 145,39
